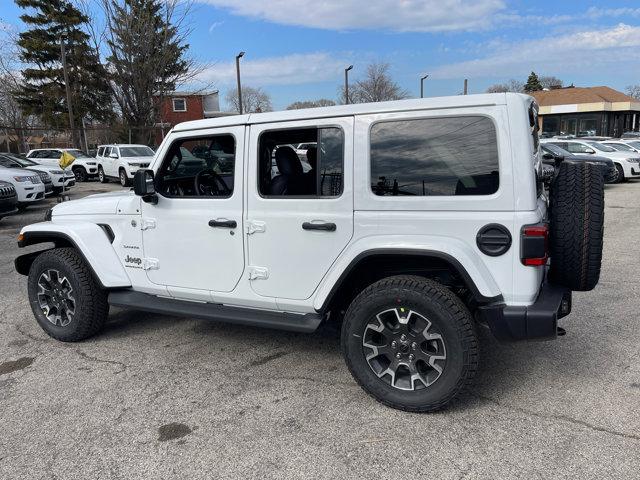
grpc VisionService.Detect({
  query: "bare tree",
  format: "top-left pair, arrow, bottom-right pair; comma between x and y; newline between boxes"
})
626,85 -> 640,100
0,30 -> 37,153
286,99 -> 335,110
225,86 -> 273,113
339,62 -> 409,104
486,79 -> 524,93
539,76 -> 563,90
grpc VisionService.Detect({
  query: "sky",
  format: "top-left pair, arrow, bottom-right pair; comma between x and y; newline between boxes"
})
2,0 -> 640,110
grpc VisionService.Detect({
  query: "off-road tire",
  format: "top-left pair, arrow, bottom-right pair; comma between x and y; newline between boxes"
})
341,275 -> 478,412
549,161 -> 604,291
27,248 -> 108,342
98,166 -> 108,183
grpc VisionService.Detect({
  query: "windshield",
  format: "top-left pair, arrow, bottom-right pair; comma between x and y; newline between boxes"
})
626,141 -> 640,149
542,143 -> 572,157
587,142 -> 616,153
120,146 -> 154,157
605,143 -> 634,152
66,149 -> 91,158
0,156 -> 21,168
0,154 -> 37,167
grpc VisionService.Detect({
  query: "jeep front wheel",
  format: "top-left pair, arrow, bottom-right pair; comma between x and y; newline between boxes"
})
341,276 -> 478,412
27,248 -> 108,342
98,166 -> 108,183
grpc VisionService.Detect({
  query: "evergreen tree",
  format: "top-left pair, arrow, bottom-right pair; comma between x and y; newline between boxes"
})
105,0 -> 189,144
524,71 -> 543,93
15,0 -> 112,140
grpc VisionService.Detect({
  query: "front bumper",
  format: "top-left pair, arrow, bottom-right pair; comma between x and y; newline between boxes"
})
478,282 -> 572,341
0,196 -> 18,217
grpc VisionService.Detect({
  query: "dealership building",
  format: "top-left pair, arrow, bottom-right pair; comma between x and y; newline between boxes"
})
532,86 -> 640,138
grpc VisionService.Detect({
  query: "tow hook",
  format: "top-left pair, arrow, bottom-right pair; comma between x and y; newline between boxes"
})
557,327 -> 566,336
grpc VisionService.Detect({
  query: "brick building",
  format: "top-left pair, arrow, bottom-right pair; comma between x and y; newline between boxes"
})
155,91 -> 231,144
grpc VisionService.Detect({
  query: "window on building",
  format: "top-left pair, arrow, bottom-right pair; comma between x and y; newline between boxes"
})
172,98 -> 187,112
258,127 -> 344,197
370,116 -> 499,196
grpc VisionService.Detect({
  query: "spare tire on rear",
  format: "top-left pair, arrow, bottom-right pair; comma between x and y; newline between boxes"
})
548,161 -> 604,291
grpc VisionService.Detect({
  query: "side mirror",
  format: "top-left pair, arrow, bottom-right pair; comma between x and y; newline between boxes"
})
133,169 -> 157,204
109,153 -> 119,159
585,149 -> 595,154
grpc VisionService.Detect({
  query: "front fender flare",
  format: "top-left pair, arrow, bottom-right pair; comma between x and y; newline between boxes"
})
16,221 -> 131,288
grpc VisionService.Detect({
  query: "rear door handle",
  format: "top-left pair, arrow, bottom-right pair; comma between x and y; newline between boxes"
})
209,219 -> 237,229
302,222 -> 336,232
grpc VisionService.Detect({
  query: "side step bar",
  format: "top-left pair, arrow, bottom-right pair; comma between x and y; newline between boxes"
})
108,291 -> 323,333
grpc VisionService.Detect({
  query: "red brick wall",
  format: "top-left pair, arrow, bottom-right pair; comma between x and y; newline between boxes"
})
159,96 -> 205,127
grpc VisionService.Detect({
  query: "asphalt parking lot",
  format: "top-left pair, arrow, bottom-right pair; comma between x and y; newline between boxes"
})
1,181 -> 639,479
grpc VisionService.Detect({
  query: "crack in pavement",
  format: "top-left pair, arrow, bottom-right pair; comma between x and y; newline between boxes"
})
471,392 -> 640,442
74,349 -> 129,374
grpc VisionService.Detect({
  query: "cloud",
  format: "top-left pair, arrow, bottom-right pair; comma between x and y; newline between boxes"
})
196,0 -> 506,32
586,7 -> 640,19
430,23 -> 640,79
196,52 -> 348,86
208,21 -> 224,32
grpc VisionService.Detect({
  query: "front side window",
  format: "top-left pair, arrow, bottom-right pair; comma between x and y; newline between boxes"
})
173,98 -> 186,112
370,116 -> 499,196
97,147 -> 105,157
258,127 -> 344,197
156,134 -> 235,198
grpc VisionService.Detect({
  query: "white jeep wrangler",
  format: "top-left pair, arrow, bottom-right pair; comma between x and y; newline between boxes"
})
15,94 -> 604,412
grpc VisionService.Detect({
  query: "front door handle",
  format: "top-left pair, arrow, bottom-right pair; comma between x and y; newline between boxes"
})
302,222 -> 336,232
209,219 -> 237,229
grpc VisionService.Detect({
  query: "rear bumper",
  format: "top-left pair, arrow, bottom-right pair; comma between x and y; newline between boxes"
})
478,282 -> 572,341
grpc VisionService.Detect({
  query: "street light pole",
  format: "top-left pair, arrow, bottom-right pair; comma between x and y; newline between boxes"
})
236,51 -> 245,114
420,74 -> 429,98
344,65 -> 353,105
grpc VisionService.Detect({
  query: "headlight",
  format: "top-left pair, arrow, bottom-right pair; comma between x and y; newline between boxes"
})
50,170 -> 64,175
127,162 -> 140,167
626,158 -> 640,163
13,176 -> 31,182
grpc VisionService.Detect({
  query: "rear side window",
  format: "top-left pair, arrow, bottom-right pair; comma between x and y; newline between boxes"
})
370,116 -> 499,196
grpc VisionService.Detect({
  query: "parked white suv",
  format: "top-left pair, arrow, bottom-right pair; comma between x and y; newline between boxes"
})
542,138 -> 640,181
26,148 -> 94,182
0,153 -> 71,194
16,94 -> 605,412
96,144 -> 155,186
0,165 -> 45,208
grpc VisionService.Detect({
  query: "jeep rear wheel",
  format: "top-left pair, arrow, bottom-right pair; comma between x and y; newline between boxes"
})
27,248 -> 108,342
341,276 -> 478,412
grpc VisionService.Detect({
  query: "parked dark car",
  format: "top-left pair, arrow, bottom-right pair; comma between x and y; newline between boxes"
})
541,143 -> 618,183
0,180 -> 18,220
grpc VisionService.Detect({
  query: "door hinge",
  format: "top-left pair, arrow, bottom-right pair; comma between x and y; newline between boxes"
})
248,266 -> 269,280
143,258 -> 159,270
246,220 -> 266,235
140,218 -> 156,230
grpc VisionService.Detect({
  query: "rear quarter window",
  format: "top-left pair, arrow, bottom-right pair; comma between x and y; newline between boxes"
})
370,116 -> 499,196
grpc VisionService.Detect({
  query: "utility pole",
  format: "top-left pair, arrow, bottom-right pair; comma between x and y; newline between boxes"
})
420,74 -> 429,98
60,36 -> 77,146
463,79 -> 468,95
236,51 -> 245,114
345,65 -> 353,105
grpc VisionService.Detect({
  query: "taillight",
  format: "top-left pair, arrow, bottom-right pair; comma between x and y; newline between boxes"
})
521,223 -> 549,266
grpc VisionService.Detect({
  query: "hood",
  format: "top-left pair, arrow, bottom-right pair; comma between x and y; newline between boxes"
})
569,154 -> 614,166
120,155 -> 154,163
0,166 -> 36,178
52,190 -> 134,216
27,165 -> 63,174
